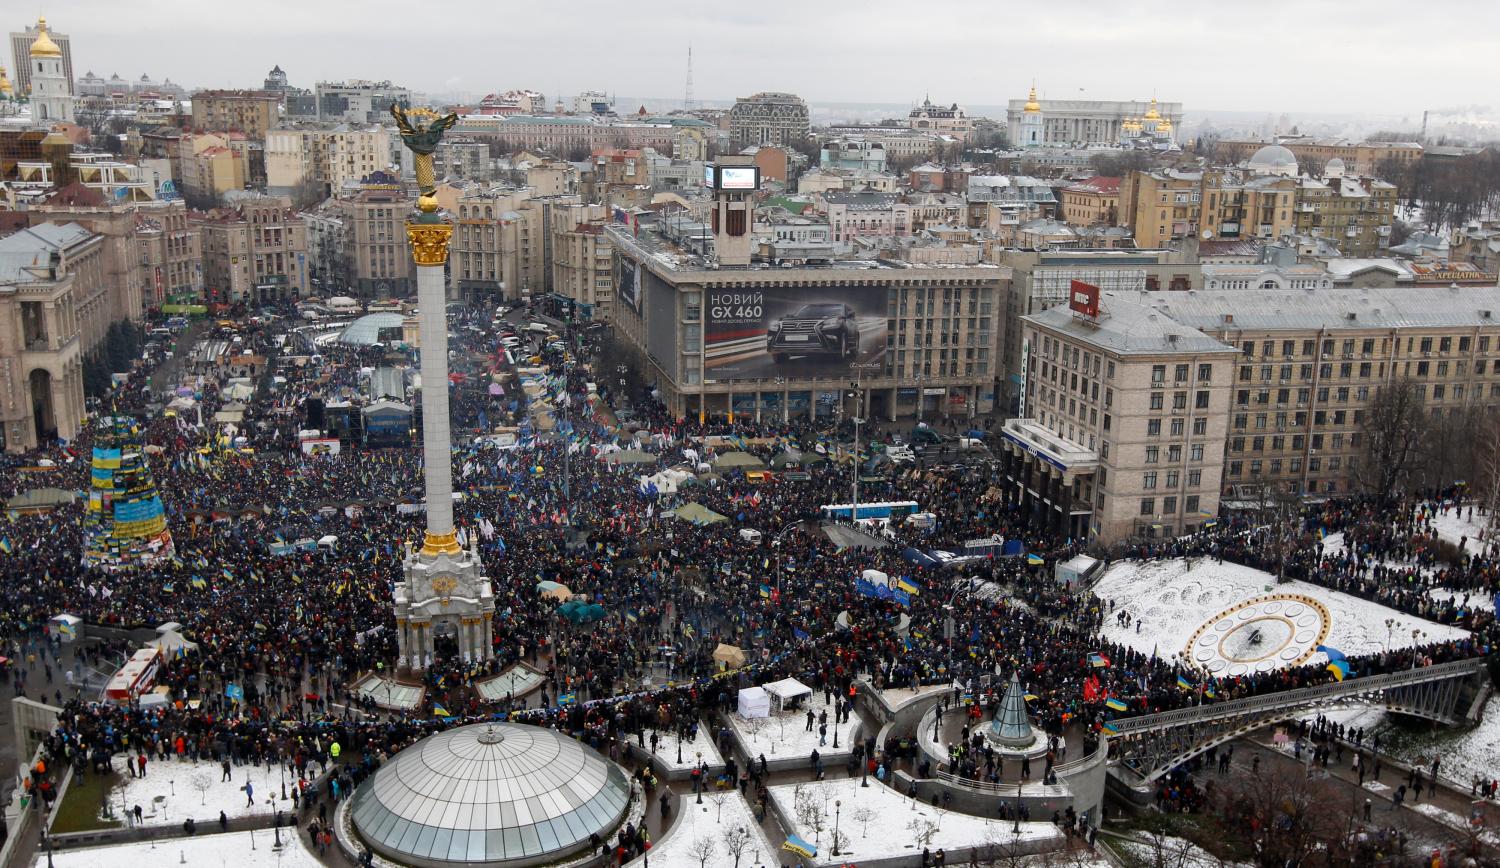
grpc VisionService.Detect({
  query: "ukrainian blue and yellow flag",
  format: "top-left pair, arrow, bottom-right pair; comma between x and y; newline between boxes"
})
1104,697 -> 1128,712
782,835 -> 817,859
1176,674 -> 1193,691
433,705 -> 452,717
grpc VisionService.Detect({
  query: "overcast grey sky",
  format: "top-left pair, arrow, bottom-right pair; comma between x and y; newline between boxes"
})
37,0 -> 1500,117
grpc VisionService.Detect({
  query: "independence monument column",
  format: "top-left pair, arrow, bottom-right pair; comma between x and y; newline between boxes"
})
389,105 -> 494,670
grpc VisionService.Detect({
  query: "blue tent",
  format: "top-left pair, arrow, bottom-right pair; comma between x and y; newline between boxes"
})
901,547 -> 939,567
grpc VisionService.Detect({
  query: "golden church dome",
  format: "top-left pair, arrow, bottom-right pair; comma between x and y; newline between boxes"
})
1023,85 -> 1040,113
29,18 -> 62,59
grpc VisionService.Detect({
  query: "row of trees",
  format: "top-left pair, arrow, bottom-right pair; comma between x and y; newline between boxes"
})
1377,148 -> 1500,229
1359,377 -> 1500,516
82,321 -> 148,399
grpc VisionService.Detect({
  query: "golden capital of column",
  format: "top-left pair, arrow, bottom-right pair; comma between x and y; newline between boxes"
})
421,528 -> 463,556
406,221 -> 454,267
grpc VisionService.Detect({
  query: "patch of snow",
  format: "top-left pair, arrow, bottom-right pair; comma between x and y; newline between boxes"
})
1409,802 -> 1500,846
1092,558 -> 1469,667
646,720 -> 724,772
622,790 -> 775,868
106,758 -> 308,829
40,829 -> 321,867
1427,506 -> 1498,557
767,776 -> 1063,867
728,690 -> 862,762
1381,696 -> 1500,794
1114,833 -> 1251,868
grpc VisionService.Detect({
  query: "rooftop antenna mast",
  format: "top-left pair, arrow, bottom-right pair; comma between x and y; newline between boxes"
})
683,43 -> 694,111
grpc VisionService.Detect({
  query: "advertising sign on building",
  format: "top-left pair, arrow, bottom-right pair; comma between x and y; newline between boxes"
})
703,285 -> 888,378
1069,279 -> 1100,319
615,256 -> 641,313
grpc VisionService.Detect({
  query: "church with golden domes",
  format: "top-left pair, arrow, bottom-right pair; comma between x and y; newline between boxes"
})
1007,87 -> 1182,148
22,17 -> 73,129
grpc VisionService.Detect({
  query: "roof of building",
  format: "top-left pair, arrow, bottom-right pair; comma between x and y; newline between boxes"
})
0,222 -> 95,283
350,723 -> 629,867
1064,176 -> 1121,195
43,182 -> 108,208
1136,285 -> 1500,331
1024,293 -> 1234,355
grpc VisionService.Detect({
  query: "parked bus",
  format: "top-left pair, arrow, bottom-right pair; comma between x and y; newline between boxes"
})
819,501 -> 920,522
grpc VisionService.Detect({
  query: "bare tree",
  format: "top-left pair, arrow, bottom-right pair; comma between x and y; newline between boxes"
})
1356,377 -> 1428,502
1208,760 -> 1347,867
905,817 -> 938,851
721,825 -> 752,868
851,805 -> 876,838
191,771 -> 213,805
828,827 -> 851,858
707,789 -> 730,821
687,836 -> 717,868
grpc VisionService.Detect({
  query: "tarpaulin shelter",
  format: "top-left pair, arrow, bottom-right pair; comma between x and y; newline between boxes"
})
737,686 -> 770,719
712,451 -> 765,470
603,449 -> 658,466
7,487 -> 76,513
668,502 -> 728,525
763,677 -> 812,711
712,643 -> 746,669
536,580 -> 572,600
146,630 -> 199,657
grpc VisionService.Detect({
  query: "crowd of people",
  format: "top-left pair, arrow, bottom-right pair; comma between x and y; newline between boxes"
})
2,300 -> 1495,863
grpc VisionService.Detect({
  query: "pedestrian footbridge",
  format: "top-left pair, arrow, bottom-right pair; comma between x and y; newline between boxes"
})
1106,658 -> 1492,787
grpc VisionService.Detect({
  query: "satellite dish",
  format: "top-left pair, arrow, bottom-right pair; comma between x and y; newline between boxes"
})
1201,229 -> 1213,240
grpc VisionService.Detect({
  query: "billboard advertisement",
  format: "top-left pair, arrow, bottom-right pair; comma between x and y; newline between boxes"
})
719,167 -> 758,190
704,286 -> 887,378
1069,279 -> 1100,319
616,255 -> 642,313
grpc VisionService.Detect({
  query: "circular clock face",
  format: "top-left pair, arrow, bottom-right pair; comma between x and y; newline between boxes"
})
1184,594 -> 1331,677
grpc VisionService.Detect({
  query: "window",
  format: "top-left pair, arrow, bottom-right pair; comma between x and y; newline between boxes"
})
1143,472 -> 1158,489
1195,390 -> 1210,409
1170,419 -> 1184,436
1191,444 -> 1204,462
1152,364 -> 1166,383
1147,419 -> 1162,436
1193,418 -> 1207,436
1174,364 -> 1189,382
1140,498 -> 1156,516
1150,393 -> 1164,411
1185,495 -> 1200,514
1145,446 -> 1159,464
1173,392 -> 1188,410
1163,496 -> 1178,514
1228,461 -> 1242,477
1198,363 -> 1213,381
1166,470 -> 1180,487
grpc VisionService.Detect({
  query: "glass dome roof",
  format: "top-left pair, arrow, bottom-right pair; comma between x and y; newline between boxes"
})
349,722 -> 629,867
338,312 -> 406,346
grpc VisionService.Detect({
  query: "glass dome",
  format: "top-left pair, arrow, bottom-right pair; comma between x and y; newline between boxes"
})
338,312 -> 406,346
349,722 -> 630,868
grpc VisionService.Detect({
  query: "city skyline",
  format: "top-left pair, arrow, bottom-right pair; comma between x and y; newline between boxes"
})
35,0 -> 1500,119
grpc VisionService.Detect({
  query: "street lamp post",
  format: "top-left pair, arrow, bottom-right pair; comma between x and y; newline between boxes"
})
695,752 -> 703,804
772,522 -> 800,596
832,800 -> 842,856
847,362 -> 879,521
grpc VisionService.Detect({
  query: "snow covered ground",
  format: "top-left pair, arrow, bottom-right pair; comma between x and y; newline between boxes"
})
352,673 -> 423,711
1113,834 -> 1251,868
106,758 -> 305,828
1321,530 -> 1495,614
1093,558 -> 1469,669
1428,506 -> 1497,557
880,682 -> 955,709
622,789 -> 775,868
645,719 -> 724,772
42,829 -> 320,867
474,664 -> 545,701
767,777 -> 1062,867
728,690 -> 863,761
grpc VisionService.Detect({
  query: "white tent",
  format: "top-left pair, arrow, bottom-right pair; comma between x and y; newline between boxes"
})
639,467 -> 694,496
147,630 -> 199,656
763,677 -> 813,711
737,686 -> 771,719
861,569 -> 889,588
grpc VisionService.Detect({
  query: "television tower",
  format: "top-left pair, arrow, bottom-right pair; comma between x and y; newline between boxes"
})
683,43 -> 694,111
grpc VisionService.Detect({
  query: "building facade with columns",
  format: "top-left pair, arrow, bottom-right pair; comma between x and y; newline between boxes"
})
0,223 -> 104,451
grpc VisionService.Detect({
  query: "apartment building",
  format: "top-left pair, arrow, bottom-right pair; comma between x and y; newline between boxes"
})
549,203 -> 613,321
314,80 -> 410,124
338,173 -> 414,298
135,201 -> 203,306
1059,177 -> 1120,226
176,132 -> 248,202
1292,169 -> 1397,258
1198,170 -> 1299,243
449,187 -> 552,304
191,90 -> 280,139
28,183 -> 156,322
727,92 -> 810,148
1005,296 -> 1236,542
907,97 -> 973,143
1116,169 -> 1203,248
266,125 -> 392,198
1139,286 -> 1500,499
192,196 -> 309,305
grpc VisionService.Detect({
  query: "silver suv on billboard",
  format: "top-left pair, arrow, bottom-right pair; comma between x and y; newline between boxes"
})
766,302 -> 860,363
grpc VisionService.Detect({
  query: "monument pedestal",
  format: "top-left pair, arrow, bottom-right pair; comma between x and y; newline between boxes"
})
394,537 -> 495,669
